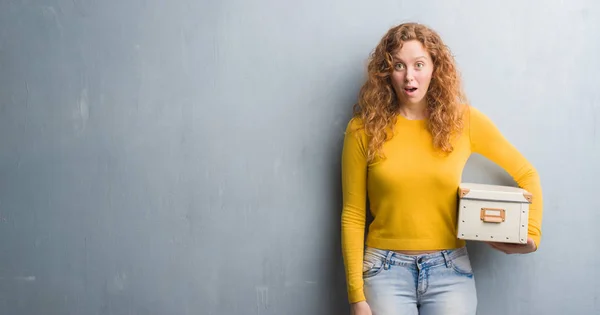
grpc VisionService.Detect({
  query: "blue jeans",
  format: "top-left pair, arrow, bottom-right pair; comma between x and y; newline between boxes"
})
362,246 -> 477,315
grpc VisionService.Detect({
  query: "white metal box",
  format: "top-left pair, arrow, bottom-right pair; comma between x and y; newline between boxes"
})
457,183 -> 532,244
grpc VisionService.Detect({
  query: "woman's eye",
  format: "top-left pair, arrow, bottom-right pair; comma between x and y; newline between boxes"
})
416,63 -> 424,68
394,63 -> 404,70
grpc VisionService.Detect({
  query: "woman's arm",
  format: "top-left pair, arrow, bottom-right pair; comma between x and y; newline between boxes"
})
468,106 -> 544,253
341,117 -> 369,303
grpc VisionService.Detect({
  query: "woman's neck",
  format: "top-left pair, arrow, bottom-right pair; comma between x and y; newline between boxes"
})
397,103 -> 427,120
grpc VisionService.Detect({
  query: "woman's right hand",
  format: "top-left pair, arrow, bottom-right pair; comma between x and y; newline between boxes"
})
350,301 -> 372,315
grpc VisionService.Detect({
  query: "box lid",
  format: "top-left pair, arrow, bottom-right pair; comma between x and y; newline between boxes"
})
458,182 -> 532,203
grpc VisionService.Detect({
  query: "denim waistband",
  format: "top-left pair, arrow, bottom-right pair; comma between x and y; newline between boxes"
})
365,246 -> 468,268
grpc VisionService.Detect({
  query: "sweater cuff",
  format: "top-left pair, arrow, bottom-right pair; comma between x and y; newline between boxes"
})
348,287 -> 366,304
528,233 -> 541,251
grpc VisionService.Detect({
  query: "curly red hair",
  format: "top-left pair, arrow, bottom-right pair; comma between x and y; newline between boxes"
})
353,22 -> 467,161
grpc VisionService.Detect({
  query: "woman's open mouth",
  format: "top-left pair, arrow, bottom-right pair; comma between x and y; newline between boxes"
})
404,87 -> 418,96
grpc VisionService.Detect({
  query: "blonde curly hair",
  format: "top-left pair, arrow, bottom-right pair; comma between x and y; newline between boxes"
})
353,22 -> 467,161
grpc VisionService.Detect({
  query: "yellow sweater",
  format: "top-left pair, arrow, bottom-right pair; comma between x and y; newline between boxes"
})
341,105 -> 543,303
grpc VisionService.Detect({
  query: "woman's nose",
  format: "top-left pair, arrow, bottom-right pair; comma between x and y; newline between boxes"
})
405,70 -> 415,82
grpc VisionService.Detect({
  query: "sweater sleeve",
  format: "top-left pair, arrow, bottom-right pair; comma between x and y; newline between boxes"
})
340,117 -> 368,303
468,106 -> 544,248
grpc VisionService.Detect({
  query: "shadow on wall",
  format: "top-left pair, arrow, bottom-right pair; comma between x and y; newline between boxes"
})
323,111 -> 354,315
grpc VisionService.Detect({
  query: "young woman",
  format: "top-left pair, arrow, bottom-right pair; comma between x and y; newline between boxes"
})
340,22 -> 543,315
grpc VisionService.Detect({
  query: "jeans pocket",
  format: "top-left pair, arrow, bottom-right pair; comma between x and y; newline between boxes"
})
362,249 -> 385,279
451,252 -> 474,277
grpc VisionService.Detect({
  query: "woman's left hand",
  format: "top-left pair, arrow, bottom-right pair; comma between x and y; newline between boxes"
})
486,237 -> 537,254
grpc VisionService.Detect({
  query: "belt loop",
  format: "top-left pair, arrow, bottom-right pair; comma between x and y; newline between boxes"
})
442,250 -> 451,268
384,251 -> 394,270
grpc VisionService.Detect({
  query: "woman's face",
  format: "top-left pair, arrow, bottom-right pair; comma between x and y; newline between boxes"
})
390,40 -> 434,109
